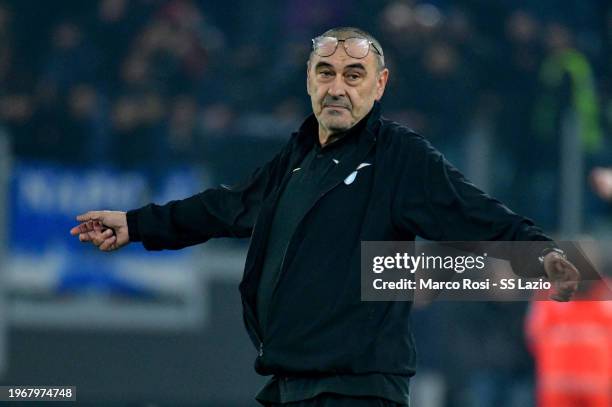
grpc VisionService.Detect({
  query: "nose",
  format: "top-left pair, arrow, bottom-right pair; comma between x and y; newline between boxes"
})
327,75 -> 347,97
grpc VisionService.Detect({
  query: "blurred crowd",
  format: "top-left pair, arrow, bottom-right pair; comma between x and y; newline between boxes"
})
0,1 -> 610,193
0,0 -> 610,231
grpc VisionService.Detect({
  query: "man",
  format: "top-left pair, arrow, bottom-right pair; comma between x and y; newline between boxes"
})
70,27 -> 580,406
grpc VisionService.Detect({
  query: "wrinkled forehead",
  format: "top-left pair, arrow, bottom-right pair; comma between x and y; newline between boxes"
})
314,53 -> 374,71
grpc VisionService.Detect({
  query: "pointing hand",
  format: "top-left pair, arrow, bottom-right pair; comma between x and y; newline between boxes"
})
70,211 -> 130,251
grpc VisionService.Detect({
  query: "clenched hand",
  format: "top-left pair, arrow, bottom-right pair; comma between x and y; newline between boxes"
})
543,251 -> 580,302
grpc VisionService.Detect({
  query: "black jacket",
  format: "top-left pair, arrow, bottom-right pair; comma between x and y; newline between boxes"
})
127,102 -> 552,377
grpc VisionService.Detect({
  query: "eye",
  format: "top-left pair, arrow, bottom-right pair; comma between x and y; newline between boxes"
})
318,70 -> 334,79
345,72 -> 363,82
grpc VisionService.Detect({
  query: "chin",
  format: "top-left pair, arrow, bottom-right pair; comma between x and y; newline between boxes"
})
323,120 -> 352,133
321,114 -> 352,131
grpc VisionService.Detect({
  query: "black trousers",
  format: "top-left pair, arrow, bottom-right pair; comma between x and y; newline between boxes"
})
261,393 -> 406,406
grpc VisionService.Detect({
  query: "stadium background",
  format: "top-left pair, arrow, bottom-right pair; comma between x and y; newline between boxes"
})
0,0 -> 610,406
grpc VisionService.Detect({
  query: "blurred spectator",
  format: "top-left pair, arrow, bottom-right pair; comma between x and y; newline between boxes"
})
533,22 -> 601,153
164,94 -> 202,165
528,21 -> 603,228
282,0 -> 351,41
414,40 -> 475,162
526,278 -> 612,407
90,0 -> 141,86
111,91 -> 165,169
139,0 -> 224,95
0,93 -> 35,158
493,10 -> 544,215
41,21 -> 100,93
590,167 -> 612,202
64,83 -> 111,164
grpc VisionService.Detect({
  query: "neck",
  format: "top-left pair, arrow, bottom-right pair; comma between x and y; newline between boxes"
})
314,104 -> 377,147
317,119 -> 367,148
318,127 -> 341,147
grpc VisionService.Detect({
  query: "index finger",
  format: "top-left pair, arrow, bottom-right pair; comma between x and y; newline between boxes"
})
76,211 -> 104,222
70,225 -> 83,235
69,222 -> 94,235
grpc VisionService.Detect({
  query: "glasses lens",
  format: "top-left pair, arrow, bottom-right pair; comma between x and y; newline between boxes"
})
344,37 -> 370,59
314,36 -> 338,57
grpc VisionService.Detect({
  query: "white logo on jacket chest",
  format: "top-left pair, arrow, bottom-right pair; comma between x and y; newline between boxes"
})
344,163 -> 372,185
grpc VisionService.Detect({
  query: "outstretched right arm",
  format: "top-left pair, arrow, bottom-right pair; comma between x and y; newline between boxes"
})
70,146 -> 289,252
128,155 -> 283,250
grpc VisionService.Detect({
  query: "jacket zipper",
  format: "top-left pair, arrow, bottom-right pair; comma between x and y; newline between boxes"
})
268,153 -> 374,322
252,315 -> 263,357
243,190 -> 276,359
244,170 -> 301,359
247,305 -> 264,357
259,140 -> 375,355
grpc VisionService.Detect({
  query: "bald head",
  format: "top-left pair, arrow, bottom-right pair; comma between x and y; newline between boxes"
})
309,26 -> 386,72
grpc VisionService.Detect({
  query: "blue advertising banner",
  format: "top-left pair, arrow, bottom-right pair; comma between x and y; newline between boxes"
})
6,161 -> 211,329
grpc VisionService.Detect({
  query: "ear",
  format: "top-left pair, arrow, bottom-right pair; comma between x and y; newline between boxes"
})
306,60 -> 312,95
375,68 -> 389,101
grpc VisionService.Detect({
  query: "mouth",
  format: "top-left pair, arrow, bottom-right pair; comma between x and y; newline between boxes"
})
323,105 -> 350,110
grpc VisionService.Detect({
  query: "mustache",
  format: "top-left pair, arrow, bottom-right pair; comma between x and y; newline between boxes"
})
322,96 -> 351,109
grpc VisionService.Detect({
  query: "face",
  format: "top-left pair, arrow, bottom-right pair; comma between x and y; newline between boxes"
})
307,35 -> 389,138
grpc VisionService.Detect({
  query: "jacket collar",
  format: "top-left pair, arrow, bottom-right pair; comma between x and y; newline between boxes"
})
285,101 -> 381,194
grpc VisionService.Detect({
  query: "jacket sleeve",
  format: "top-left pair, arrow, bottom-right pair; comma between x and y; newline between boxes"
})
392,135 -> 555,276
126,143 -> 290,251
